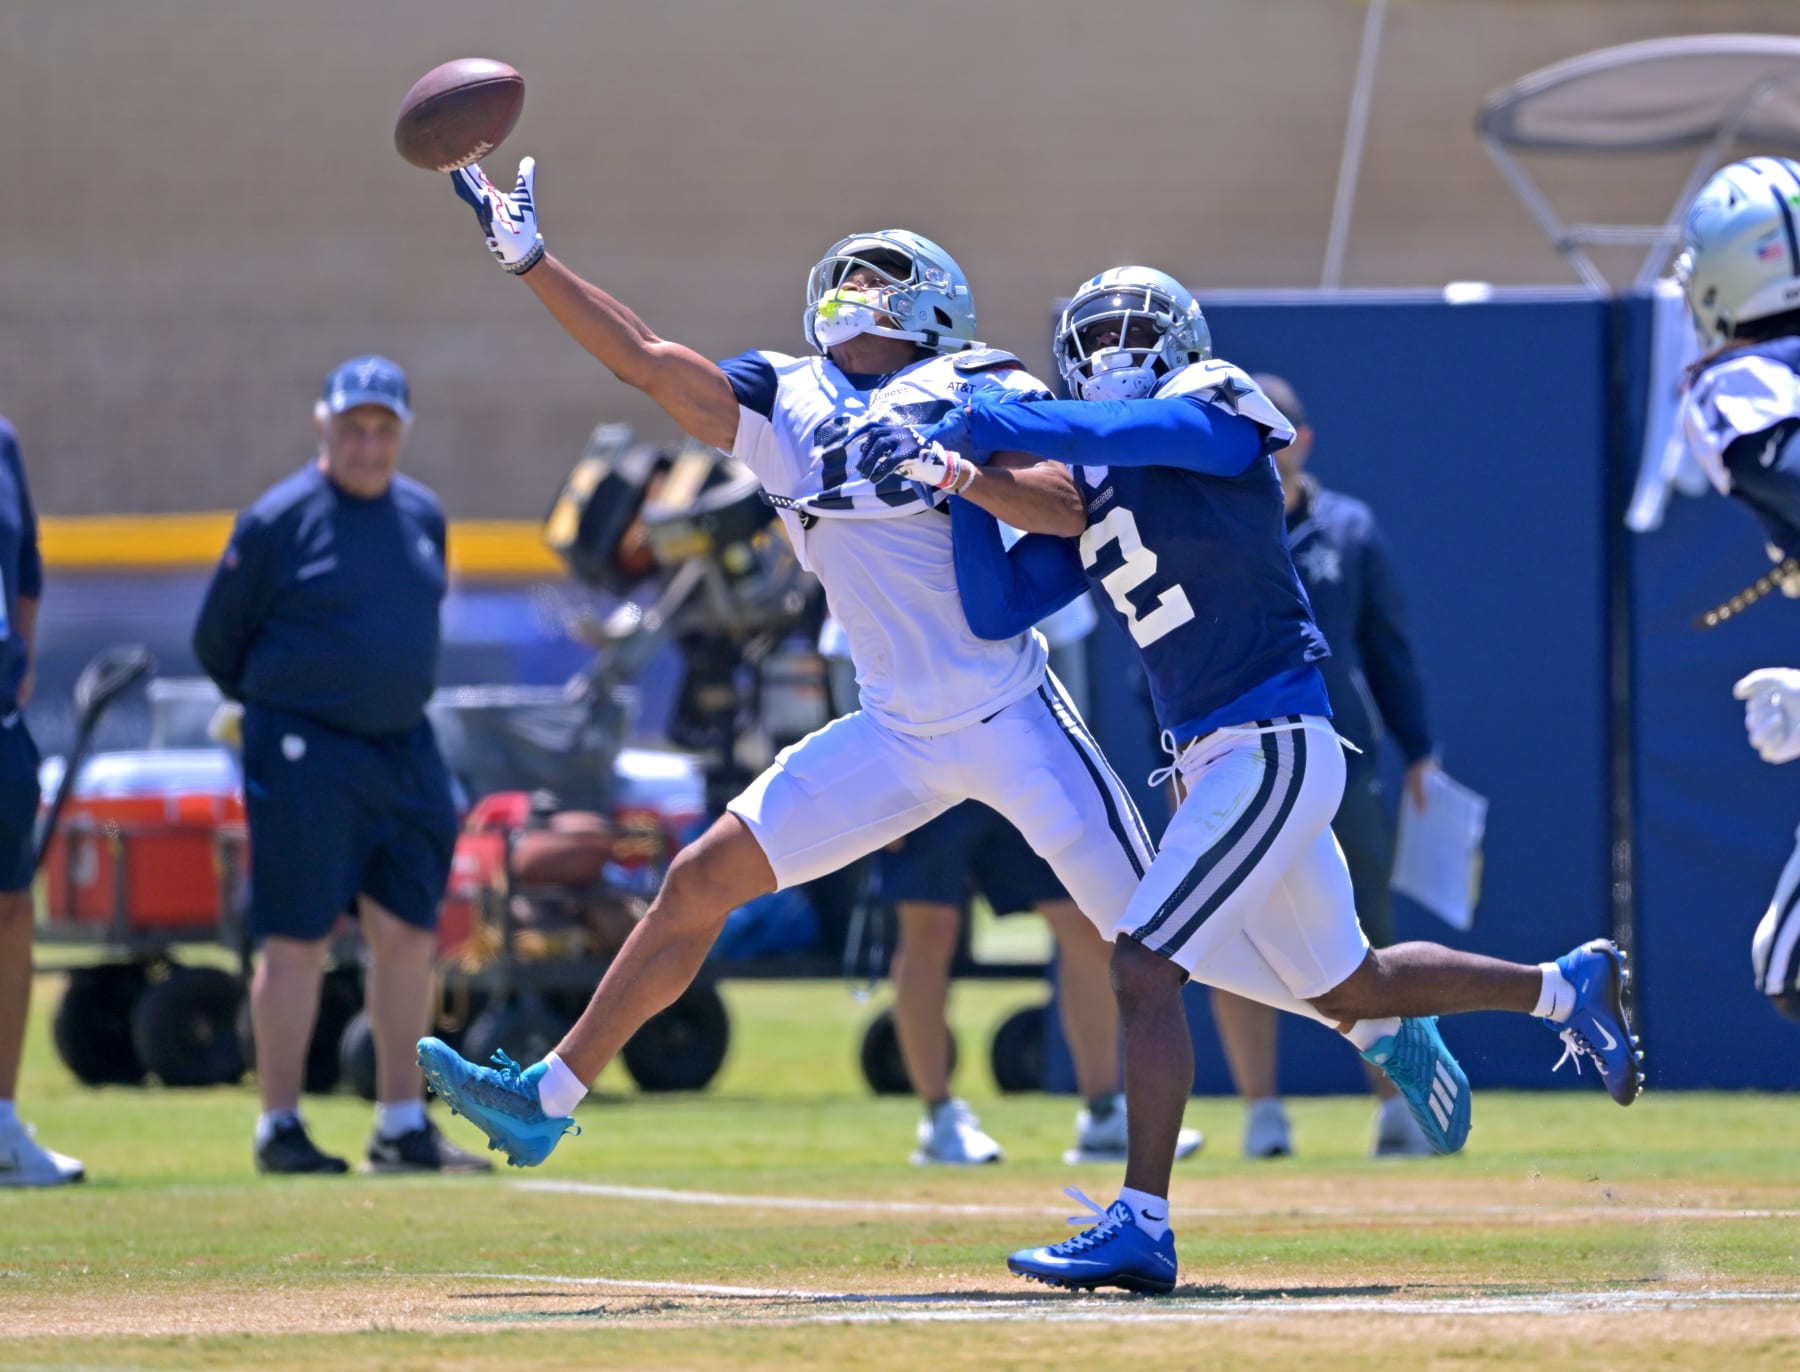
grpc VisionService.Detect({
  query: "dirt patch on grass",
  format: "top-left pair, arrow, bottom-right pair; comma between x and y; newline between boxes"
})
7,1270 -> 1799,1342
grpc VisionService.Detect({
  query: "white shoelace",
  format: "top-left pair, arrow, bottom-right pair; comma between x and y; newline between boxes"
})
1551,1026 -> 1590,1076
1063,1186 -> 1112,1228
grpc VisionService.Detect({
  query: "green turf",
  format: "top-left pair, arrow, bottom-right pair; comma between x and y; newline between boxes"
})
5,971 -> 1799,1370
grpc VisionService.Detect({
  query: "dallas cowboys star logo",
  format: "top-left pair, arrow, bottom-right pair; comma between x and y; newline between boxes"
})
1296,544 -> 1342,584
1204,374 -> 1253,413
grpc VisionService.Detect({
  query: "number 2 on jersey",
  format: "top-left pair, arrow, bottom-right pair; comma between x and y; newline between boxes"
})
1079,506 -> 1194,647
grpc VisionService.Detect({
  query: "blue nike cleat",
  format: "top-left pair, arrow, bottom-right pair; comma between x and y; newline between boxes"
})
416,1038 -> 579,1168
1007,1190 -> 1179,1295
1546,939 -> 1644,1105
1360,1017 -> 1471,1155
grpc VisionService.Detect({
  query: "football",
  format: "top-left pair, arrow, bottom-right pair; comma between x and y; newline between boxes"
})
393,58 -> 525,172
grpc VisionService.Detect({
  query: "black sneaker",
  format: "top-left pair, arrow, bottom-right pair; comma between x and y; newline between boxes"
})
255,1120 -> 349,1175
365,1120 -> 494,1174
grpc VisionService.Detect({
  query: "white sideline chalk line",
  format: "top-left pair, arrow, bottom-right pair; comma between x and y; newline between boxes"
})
512,1179 -> 1044,1216
450,1271 -> 829,1299
445,1272 -> 1800,1322
511,1179 -> 1798,1223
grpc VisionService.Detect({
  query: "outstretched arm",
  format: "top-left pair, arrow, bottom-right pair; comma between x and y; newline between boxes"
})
453,161 -> 739,450
950,497 -> 1088,640
523,256 -> 739,448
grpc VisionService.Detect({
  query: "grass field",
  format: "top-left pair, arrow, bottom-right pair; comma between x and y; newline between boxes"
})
4,970 -> 1799,1370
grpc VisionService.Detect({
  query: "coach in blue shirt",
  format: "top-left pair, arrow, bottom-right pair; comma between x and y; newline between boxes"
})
0,420 -> 84,1188
1210,374 -> 1442,1161
195,356 -> 483,1177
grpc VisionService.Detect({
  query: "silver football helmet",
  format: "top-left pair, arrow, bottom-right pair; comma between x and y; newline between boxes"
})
804,230 -> 978,355
1054,267 -> 1211,401
1676,156 -> 1800,348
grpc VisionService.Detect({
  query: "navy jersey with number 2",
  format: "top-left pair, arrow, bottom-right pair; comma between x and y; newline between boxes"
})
947,358 -> 1330,743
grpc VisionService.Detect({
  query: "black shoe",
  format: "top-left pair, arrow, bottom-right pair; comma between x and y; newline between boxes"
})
255,1120 -> 349,1175
365,1120 -> 494,1174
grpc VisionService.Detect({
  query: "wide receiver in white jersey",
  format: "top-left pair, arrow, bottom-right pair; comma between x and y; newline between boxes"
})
415,159 -> 1161,1167
1676,155 -> 1800,1022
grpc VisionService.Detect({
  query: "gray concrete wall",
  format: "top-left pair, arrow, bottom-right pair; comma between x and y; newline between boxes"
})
3,0 -> 1796,516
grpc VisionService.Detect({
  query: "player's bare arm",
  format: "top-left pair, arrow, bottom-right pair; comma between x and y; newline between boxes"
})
853,427 -> 1085,537
522,256 -> 738,449
960,452 -> 1086,537
451,160 -> 738,449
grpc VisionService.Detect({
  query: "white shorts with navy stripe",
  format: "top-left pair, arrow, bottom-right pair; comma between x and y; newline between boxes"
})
1753,825 -> 1800,1002
728,672 -> 1154,934
1120,715 -> 1369,999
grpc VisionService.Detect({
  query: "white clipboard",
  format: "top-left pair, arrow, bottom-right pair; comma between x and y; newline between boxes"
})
1390,769 -> 1487,932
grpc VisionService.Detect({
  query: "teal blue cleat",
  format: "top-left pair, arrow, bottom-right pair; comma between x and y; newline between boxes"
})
416,1038 -> 579,1168
1007,1190 -> 1179,1295
1360,1017 -> 1470,1155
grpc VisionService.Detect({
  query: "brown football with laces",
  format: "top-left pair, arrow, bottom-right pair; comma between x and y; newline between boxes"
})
394,58 -> 524,172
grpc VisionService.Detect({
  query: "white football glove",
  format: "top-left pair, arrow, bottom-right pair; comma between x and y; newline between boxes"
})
450,158 -> 546,275
1733,667 -> 1800,764
852,425 -> 976,493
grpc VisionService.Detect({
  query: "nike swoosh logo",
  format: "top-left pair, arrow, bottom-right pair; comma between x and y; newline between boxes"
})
1592,1022 -> 1618,1052
1141,1212 -> 1166,1223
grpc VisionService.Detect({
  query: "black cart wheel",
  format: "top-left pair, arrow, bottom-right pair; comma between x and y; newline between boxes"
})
53,962 -> 148,1086
621,981 -> 731,1093
990,1002 -> 1047,1094
338,1007 -> 378,1102
858,1004 -> 955,1096
459,995 -> 573,1075
131,965 -> 246,1087
236,965 -> 363,1095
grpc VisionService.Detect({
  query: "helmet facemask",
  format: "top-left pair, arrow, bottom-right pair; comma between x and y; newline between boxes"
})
804,232 -> 976,355
1055,272 -> 1210,401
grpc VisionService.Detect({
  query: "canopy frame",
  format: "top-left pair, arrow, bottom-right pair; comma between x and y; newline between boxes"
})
1478,36 -> 1800,293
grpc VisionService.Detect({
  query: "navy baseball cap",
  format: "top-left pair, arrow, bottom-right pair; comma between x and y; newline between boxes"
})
322,354 -> 411,422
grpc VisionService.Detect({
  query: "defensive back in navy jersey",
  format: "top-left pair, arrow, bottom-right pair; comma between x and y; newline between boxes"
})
1075,360 -> 1329,739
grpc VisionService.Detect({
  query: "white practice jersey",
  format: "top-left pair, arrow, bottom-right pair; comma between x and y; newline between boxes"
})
1680,346 -> 1800,495
719,347 -> 1051,735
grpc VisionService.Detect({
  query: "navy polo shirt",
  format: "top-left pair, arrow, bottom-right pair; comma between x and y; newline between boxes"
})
0,420 -> 42,714
194,463 -> 447,737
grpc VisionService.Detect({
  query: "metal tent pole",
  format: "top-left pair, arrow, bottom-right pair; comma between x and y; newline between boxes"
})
1320,0 -> 1387,290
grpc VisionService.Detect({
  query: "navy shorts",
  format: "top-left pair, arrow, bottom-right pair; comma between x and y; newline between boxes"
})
0,712 -> 40,893
881,800 -> 1068,914
242,705 -> 457,942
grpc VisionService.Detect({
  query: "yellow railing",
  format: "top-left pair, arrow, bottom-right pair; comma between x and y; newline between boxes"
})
37,515 -> 563,579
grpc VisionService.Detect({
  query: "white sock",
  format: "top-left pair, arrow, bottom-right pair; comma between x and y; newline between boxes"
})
1119,1186 -> 1171,1240
375,1099 -> 428,1140
1343,1017 -> 1403,1053
0,1099 -> 17,1128
536,1052 -> 588,1117
255,1109 -> 302,1149
1535,964 -> 1576,1021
